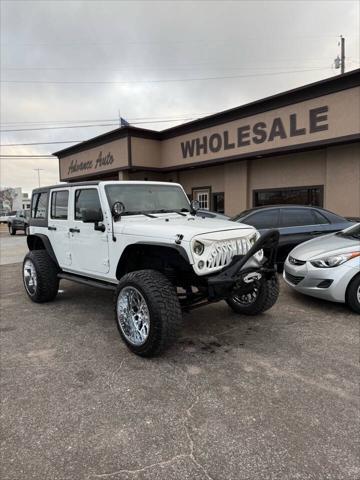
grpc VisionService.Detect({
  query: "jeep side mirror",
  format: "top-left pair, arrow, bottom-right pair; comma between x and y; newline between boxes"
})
81,209 -> 103,223
111,201 -> 125,219
190,200 -> 200,214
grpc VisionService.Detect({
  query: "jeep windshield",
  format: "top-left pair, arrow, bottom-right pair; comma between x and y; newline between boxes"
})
105,184 -> 190,215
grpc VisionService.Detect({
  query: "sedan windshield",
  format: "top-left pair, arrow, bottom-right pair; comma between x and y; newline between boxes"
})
338,223 -> 360,239
105,184 -> 190,215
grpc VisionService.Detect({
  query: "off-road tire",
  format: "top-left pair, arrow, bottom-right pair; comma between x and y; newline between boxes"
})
345,274 -> 360,314
114,269 -> 182,357
9,224 -> 16,235
23,250 -> 59,303
226,274 -> 279,315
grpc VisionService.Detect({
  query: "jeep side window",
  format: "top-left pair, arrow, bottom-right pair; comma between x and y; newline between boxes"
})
32,192 -> 48,219
51,191 -> 69,220
74,188 -> 103,221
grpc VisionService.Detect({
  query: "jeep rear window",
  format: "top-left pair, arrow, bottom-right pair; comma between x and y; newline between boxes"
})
105,184 -> 190,214
31,192 -> 48,219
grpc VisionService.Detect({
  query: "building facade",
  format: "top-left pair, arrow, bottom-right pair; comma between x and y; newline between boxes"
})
55,70 -> 360,218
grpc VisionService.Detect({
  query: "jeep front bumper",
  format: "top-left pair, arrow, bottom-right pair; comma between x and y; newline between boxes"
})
206,229 -> 279,300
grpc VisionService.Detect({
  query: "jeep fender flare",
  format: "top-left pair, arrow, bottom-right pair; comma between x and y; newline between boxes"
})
115,242 -> 192,280
27,234 -> 59,268
135,241 -> 190,262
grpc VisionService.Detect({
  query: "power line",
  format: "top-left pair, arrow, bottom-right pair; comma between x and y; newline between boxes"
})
0,113 -> 214,127
0,34 -> 345,47
1,140 -> 83,146
0,155 -> 55,158
2,62 -> 334,71
0,117 -> 197,133
0,67 -> 331,85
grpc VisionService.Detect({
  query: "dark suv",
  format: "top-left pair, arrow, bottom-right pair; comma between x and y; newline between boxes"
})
232,205 -> 352,269
8,210 -> 30,235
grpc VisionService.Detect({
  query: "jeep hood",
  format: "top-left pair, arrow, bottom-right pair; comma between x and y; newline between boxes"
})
116,214 -> 255,242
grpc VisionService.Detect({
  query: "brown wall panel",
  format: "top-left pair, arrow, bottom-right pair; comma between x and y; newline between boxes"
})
325,143 -> 360,217
59,138 -> 128,181
131,137 -> 162,168
160,87 -> 360,169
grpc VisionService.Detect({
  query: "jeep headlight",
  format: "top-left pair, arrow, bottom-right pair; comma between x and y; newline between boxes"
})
193,240 -> 205,256
251,231 -> 264,261
249,231 -> 260,246
310,252 -> 360,268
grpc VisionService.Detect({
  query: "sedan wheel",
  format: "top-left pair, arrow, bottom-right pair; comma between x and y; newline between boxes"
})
345,275 -> 360,314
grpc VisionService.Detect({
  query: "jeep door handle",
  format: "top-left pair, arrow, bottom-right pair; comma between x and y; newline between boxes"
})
48,226 -> 57,231
69,227 -> 80,233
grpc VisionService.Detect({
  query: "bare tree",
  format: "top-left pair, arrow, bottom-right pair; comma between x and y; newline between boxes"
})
0,188 -> 18,211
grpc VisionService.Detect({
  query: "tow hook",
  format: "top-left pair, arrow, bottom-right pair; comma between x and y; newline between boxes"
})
243,272 -> 262,283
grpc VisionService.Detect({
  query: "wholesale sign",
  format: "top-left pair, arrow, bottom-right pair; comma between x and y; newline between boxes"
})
180,106 -> 329,159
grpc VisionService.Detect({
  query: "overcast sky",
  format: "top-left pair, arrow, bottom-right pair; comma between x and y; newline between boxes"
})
1,0 -> 359,194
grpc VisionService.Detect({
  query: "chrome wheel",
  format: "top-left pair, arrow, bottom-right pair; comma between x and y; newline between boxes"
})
23,259 -> 38,296
233,286 -> 259,306
116,286 -> 150,346
357,285 -> 360,304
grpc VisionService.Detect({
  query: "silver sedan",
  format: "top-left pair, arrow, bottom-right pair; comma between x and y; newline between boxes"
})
283,223 -> 360,313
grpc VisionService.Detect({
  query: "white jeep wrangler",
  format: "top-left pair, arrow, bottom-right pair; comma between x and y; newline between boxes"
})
23,181 -> 279,357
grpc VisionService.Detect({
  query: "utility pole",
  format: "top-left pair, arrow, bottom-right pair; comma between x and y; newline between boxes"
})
340,35 -> 345,74
33,168 -> 44,187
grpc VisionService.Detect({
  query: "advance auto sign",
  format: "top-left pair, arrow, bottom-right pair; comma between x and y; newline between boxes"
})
180,106 -> 329,159
67,151 -> 114,175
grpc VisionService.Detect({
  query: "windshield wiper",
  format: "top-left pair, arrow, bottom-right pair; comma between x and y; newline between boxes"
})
122,211 -> 158,218
154,209 -> 187,217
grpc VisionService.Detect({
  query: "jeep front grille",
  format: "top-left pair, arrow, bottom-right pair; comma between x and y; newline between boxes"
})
206,239 -> 250,270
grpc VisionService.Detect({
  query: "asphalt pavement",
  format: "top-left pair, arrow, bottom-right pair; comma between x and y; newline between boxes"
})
0,226 -> 359,480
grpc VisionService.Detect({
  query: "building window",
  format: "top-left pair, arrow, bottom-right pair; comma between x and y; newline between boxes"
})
212,192 -> 225,213
197,193 -> 209,209
253,186 -> 324,207
192,187 -> 211,210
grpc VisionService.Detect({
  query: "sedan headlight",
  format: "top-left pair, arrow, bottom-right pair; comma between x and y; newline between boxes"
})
193,240 -> 205,256
310,252 -> 360,268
